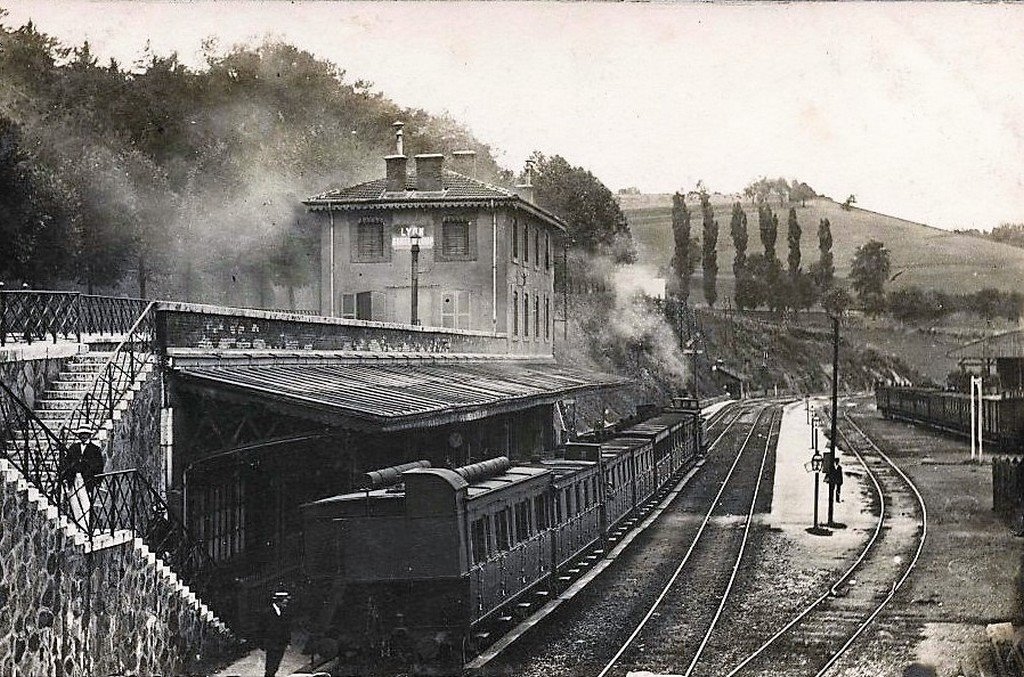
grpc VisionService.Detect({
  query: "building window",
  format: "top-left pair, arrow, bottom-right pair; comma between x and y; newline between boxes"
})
523,224 -> 530,263
523,292 -> 529,337
534,230 -> 540,268
545,296 -> 551,339
512,218 -> 519,261
442,290 -> 471,329
545,234 -> 551,270
437,218 -> 475,261
352,219 -> 389,263
341,292 -> 373,320
512,290 -> 519,336
534,295 -> 540,337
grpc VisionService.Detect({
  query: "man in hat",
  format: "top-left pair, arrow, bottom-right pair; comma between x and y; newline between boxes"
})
833,458 -> 845,503
60,427 -> 105,527
260,589 -> 293,677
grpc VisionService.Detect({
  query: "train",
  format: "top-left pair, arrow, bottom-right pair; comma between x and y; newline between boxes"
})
875,385 -> 1024,452
300,396 -> 706,674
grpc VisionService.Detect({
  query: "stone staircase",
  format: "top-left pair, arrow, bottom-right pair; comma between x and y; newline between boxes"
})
6,350 -> 155,488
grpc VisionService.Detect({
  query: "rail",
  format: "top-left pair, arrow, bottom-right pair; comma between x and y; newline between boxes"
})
58,301 -> 157,449
0,289 -> 148,346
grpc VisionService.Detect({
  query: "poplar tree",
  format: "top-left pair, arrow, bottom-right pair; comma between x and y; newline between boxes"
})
787,207 -> 801,276
700,191 -> 719,307
670,192 -> 692,303
812,217 -> 835,291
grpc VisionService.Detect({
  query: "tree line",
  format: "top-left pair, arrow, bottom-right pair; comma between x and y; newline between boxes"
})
668,192 -> 845,314
0,16 -> 506,303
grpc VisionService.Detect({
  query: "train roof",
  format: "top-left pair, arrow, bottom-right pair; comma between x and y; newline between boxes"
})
618,411 -> 692,441
465,465 -> 551,498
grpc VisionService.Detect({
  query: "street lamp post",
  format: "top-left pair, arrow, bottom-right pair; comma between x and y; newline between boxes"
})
811,446 -> 823,530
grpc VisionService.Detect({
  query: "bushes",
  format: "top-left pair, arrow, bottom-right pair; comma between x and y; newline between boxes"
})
888,285 -> 1023,323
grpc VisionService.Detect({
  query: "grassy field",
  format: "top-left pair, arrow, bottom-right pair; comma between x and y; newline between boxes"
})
620,195 -> 1024,299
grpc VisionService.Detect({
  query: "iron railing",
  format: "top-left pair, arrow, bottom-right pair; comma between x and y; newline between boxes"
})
58,302 -> 157,449
0,289 -> 148,346
86,468 -> 227,601
0,378 -> 70,507
0,379 -> 231,620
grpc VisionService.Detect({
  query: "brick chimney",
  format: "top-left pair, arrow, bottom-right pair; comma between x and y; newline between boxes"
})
385,155 -> 408,192
414,154 -> 444,192
385,121 -> 407,192
515,158 -> 536,203
451,149 -> 477,177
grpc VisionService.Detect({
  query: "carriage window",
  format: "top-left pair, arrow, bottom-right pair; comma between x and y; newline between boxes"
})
471,517 -> 490,564
575,483 -> 583,512
514,501 -> 530,541
534,496 -> 548,530
496,509 -> 511,551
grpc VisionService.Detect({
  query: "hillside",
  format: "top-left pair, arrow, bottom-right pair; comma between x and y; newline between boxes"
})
619,194 -> 1024,301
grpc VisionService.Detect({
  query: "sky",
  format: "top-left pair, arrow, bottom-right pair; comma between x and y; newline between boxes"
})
4,1 -> 1024,231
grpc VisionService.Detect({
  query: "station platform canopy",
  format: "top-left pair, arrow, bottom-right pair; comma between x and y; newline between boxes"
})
948,329 -> 1024,360
171,358 -> 629,432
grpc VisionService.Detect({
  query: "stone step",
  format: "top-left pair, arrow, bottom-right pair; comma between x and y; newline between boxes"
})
50,381 -> 92,392
42,389 -> 89,400
36,399 -> 81,411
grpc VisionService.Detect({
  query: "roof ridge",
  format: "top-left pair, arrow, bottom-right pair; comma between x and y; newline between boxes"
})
443,169 -> 516,198
314,176 -> 384,200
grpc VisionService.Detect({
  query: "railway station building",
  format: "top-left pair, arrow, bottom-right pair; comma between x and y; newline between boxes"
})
950,329 -> 1024,392
304,131 -> 562,356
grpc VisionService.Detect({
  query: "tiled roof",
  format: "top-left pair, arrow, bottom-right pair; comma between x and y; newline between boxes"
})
174,360 -> 627,431
304,170 -> 568,233
309,170 -> 516,203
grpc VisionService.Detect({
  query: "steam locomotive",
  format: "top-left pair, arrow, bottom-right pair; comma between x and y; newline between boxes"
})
301,397 -> 705,674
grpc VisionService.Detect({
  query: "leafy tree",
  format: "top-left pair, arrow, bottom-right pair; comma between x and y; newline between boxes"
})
531,153 -> 635,263
789,181 -> 817,207
821,284 -> 852,317
0,116 -> 74,285
850,239 -> 891,315
842,194 -> 857,211
669,192 -> 692,303
989,223 -> 1024,248
700,190 -> 719,307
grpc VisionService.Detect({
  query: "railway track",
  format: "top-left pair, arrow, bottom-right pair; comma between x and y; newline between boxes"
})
480,400 -> 777,676
594,405 -> 781,677
714,410 -> 928,677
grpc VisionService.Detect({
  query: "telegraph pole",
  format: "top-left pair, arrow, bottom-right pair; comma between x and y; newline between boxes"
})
826,314 -> 839,527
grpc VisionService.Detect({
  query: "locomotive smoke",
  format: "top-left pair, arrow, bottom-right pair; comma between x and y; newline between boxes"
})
569,253 -> 691,391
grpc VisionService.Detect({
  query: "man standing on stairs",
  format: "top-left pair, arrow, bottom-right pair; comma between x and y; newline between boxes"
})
60,426 -> 105,530
260,589 -> 293,677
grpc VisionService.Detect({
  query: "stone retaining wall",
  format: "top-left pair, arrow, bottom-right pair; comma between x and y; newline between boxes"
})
105,371 -> 164,494
0,462 -> 240,676
0,346 -> 78,408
